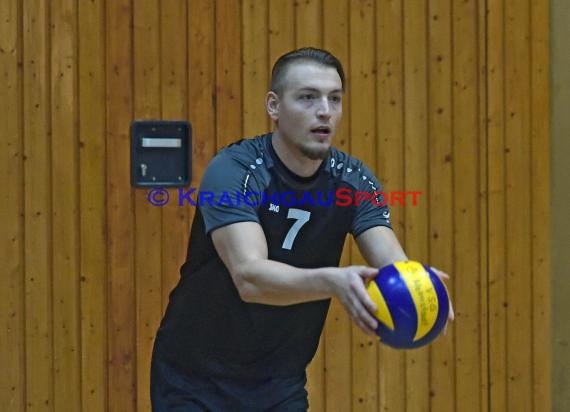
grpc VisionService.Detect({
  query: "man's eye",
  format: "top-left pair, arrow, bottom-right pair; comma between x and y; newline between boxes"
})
300,94 -> 315,100
330,95 -> 342,103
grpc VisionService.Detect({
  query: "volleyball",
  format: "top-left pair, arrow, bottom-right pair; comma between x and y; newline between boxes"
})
366,261 -> 450,349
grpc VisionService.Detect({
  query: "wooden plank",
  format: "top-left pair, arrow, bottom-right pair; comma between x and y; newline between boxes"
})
0,0 -> 24,410
106,0 -> 136,410
530,0 -> 551,410
78,0 -> 108,410
349,1 -> 378,410
477,0 -> 489,409
402,1 -> 430,410
133,1 -> 162,411
242,0 -> 269,136
479,9 -> 491,412
50,0 -> 81,410
376,0 -> 406,238
375,1 -> 407,409
215,0 -> 242,149
188,0 -> 216,192
22,0 -> 54,410
268,0 -> 295,70
322,1 -> 351,410
504,1 -> 532,410
486,0 -> 507,409
452,0 -> 483,410
427,0 -> 456,411
295,0 -> 322,48
160,0 -> 190,314
322,0 -> 349,151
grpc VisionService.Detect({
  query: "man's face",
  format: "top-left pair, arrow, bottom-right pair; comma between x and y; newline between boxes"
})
268,62 -> 343,160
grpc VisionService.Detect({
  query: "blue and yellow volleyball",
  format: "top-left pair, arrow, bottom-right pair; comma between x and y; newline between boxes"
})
366,261 -> 450,349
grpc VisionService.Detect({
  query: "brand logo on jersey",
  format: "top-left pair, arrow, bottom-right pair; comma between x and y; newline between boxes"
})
268,203 -> 280,213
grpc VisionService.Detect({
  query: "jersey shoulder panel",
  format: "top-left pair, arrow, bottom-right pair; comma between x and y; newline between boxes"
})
326,147 -> 393,235
325,147 -> 371,189
213,135 -> 273,192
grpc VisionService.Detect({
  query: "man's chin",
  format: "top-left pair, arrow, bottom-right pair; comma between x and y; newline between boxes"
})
299,145 -> 332,160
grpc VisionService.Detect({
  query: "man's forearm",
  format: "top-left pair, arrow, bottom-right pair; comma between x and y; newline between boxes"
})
231,259 -> 339,305
356,226 -> 408,268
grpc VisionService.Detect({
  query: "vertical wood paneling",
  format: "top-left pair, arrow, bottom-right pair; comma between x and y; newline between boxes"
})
376,2 -> 407,410
188,0 -> 216,188
322,1 -> 351,410
242,0 -> 269,137
0,0 -> 24,410
106,0 -> 135,410
78,0 -> 107,410
452,0 -> 483,410
133,1 -> 162,411
530,1 -> 551,410
268,0 -> 295,68
23,0 -> 54,410
376,0 -> 405,239
295,0 -> 322,47
475,1 -> 489,411
215,0 -> 242,149
160,0 -> 189,313
505,1 -> 532,410
402,1 -> 430,410
477,1 -> 489,410
427,0 -> 456,411
50,0 -> 80,409
487,0 -> 507,409
349,1 -> 377,410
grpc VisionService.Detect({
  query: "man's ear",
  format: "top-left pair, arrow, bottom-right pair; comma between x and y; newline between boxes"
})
266,91 -> 280,121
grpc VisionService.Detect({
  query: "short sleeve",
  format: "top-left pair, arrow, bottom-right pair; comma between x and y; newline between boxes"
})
198,152 -> 262,234
351,163 -> 393,237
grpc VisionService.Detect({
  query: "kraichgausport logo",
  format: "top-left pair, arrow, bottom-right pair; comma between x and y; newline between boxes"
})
147,188 -> 422,207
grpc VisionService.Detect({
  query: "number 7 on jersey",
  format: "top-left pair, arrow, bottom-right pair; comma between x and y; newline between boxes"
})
282,208 -> 311,250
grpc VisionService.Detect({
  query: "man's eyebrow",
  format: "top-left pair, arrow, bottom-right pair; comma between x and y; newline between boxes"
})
296,87 -> 343,93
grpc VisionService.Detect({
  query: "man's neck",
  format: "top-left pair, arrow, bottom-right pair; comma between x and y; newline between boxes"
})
271,131 -> 324,178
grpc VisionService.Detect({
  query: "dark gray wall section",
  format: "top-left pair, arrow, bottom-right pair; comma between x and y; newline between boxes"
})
552,0 -> 570,410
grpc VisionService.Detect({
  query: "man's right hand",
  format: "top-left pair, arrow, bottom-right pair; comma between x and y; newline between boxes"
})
331,266 -> 380,336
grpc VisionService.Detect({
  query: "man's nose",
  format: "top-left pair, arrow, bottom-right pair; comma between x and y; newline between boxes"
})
316,98 -> 332,118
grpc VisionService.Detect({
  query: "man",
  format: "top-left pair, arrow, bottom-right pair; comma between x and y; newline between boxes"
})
151,47 -> 452,411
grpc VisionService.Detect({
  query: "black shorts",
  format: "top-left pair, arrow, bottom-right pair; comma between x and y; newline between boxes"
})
150,344 -> 309,412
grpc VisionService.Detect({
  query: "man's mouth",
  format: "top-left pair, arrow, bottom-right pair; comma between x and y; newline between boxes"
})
311,126 -> 331,137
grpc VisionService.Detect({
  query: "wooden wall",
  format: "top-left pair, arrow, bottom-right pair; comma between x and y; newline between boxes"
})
0,0 -> 550,411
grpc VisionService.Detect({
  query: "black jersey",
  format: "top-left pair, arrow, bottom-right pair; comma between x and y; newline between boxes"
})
155,133 -> 392,380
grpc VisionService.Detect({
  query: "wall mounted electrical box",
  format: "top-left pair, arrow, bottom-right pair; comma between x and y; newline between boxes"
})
131,120 -> 192,187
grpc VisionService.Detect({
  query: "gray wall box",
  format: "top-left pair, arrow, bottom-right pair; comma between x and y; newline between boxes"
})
131,120 -> 192,187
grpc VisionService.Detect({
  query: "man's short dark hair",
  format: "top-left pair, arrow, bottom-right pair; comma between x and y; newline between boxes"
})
270,47 -> 346,96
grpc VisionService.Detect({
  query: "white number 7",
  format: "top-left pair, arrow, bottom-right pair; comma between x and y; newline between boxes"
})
282,208 -> 311,250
